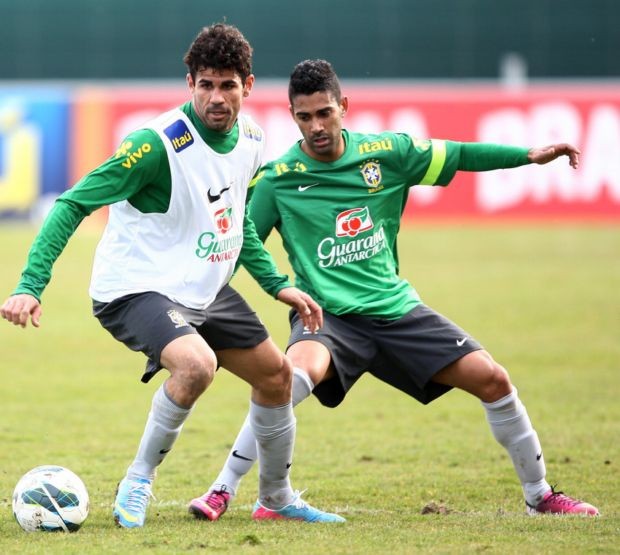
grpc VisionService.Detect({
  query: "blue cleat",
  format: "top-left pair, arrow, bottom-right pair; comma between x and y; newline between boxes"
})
113,476 -> 153,528
252,491 -> 345,523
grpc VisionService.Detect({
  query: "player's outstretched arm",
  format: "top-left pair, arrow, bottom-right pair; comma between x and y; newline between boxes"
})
527,143 -> 580,168
276,287 -> 323,332
1,294 -> 42,328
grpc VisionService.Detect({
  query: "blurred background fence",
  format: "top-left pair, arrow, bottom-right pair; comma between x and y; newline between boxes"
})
1,0 -> 618,221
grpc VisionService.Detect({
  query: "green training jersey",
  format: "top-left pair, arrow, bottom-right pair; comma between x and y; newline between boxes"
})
241,129 -> 528,319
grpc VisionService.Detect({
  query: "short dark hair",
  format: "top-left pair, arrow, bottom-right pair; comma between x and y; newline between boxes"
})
183,23 -> 253,83
288,59 -> 342,104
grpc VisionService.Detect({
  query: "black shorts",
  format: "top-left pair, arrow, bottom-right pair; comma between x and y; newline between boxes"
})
287,304 -> 482,408
92,285 -> 269,383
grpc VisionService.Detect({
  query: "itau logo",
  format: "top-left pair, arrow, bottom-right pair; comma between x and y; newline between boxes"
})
214,206 -> 233,234
335,207 -> 373,237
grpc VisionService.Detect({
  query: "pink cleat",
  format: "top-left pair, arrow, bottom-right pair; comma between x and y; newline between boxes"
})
189,489 -> 231,521
526,487 -> 599,516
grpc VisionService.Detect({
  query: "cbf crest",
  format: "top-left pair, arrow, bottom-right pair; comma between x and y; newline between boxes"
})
360,160 -> 382,189
167,309 -> 189,329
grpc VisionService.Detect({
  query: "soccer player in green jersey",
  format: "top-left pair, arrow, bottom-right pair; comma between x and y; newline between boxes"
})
192,59 -> 599,520
1,33 -> 345,526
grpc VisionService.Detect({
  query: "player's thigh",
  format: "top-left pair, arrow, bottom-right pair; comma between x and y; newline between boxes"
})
216,337 -> 286,380
93,292 -> 204,375
216,337 -> 291,391
286,309 -> 377,407
368,304 -> 485,404
160,333 -> 217,378
287,309 -> 376,386
196,285 -> 269,355
432,349 -> 512,402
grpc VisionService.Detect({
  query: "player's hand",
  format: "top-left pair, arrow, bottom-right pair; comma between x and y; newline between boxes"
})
0,294 -> 42,328
528,143 -> 580,169
276,287 -> 323,332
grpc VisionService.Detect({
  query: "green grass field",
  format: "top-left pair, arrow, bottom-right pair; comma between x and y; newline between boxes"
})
0,223 -> 618,554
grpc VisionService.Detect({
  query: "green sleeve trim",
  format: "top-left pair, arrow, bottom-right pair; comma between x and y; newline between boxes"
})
12,286 -> 42,303
419,139 -> 447,185
270,281 -> 292,299
248,169 -> 265,191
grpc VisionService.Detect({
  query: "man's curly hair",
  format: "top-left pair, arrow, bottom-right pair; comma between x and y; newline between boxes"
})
183,23 -> 253,83
288,59 -> 342,104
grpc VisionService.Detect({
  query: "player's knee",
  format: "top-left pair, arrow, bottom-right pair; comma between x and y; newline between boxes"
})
257,354 -> 293,396
288,360 -> 319,386
191,359 -> 216,393
302,365 -> 325,386
479,356 -> 512,402
287,351 -> 330,385
171,349 -> 217,396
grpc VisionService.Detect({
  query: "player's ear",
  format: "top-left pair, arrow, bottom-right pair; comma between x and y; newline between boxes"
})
341,96 -> 349,116
186,72 -> 195,90
243,74 -> 255,97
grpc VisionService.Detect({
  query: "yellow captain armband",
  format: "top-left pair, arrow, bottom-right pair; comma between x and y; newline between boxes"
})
248,170 -> 266,189
419,139 -> 447,185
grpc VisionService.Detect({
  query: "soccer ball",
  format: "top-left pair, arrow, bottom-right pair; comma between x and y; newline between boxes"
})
12,465 -> 89,532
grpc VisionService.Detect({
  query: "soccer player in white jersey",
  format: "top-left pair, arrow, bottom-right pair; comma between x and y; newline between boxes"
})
193,59 -> 599,520
0,32 -> 344,527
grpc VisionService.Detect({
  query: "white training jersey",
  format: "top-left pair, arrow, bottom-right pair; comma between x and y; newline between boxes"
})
89,108 -> 264,309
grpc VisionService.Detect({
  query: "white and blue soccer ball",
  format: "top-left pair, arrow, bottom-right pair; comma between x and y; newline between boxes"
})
12,465 -> 89,532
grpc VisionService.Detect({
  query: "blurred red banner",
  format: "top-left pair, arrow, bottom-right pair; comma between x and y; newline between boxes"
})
71,83 -> 620,221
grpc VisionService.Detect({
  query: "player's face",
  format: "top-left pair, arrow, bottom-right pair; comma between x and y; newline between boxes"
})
187,67 -> 254,132
291,91 -> 348,162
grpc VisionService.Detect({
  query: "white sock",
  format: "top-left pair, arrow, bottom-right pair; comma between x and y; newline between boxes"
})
482,388 -> 550,506
210,367 -> 314,497
127,383 -> 192,481
250,400 -> 296,509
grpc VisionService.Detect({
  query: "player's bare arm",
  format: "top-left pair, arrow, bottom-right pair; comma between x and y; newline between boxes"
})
276,287 -> 323,332
527,143 -> 580,168
0,293 -> 42,328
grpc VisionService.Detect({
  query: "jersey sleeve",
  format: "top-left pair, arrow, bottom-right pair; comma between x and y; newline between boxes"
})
12,128 -> 166,301
246,166 -> 280,241
399,135 -> 531,188
457,142 -> 530,170
237,166 -> 291,297
63,128 -> 166,209
238,205 -> 292,298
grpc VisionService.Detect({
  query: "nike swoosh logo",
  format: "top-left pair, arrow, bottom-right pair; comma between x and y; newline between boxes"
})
536,452 -> 543,461
286,462 -> 292,469
207,185 -> 232,203
232,450 -> 253,462
159,448 -> 171,455
114,504 -> 139,523
298,183 -> 320,192
456,337 -> 468,347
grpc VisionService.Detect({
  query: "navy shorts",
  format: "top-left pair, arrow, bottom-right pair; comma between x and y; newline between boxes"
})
287,304 -> 482,407
92,285 -> 269,383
